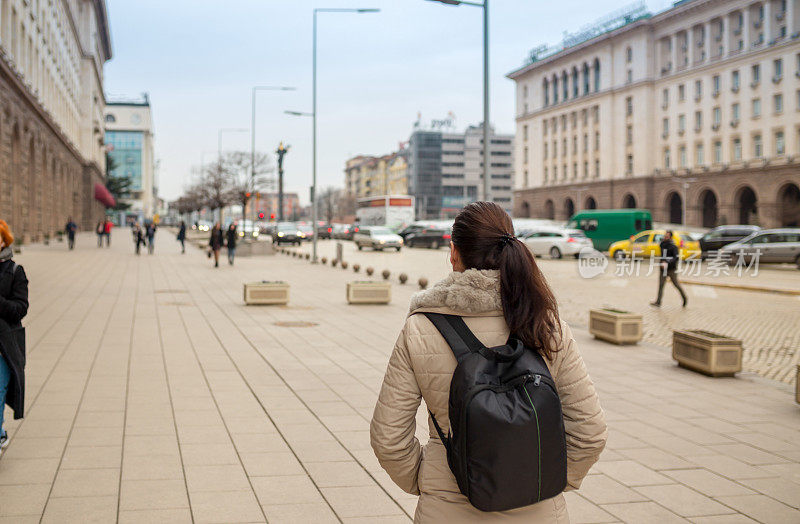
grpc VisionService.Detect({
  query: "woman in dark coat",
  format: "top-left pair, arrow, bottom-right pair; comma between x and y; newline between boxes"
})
177,221 -> 187,254
0,219 -> 29,456
209,222 -> 224,268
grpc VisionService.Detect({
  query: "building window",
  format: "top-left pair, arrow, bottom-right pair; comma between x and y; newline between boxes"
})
678,84 -> 685,101
572,136 -> 577,153
583,133 -> 588,152
732,102 -> 741,122
662,118 -> 669,137
774,58 -> 783,81
582,109 -> 588,126
543,142 -> 547,159
543,121 -> 547,135
553,165 -> 557,178
695,111 -> 702,131
662,88 -> 669,108
583,161 -> 588,178
523,125 -> 529,141
583,63 -> 590,95
552,117 -> 557,132
664,147 -> 671,168
678,114 -> 686,134
713,107 -> 721,127
562,71 -> 569,100
797,90 -> 800,110
553,77 -> 558,104
561,115 -> 567,128
571,112 -> 577,128
754,134 -> 763,158
543,167 -> 547,183
625,96 -> 633,116
562,139 -> 567,156
626,154 -> 633,175
752,98 -> 761,118
594,159 -> 600,177
543,79 -> 549,106
714,140 -> 722,163
572,68 -> 579,98
776,130 -> 785,155
712,75 -> 720,96
679,145 -> 687,167
573,163 -> 578,178
733,137 -> 742,161
732,70 -> 740,91
104,114 -> 116,123
563,164 -> 567,179
626,46 -> 632,63
593,59 -> 600,92
752,64 -> 760,85
524,146 -> 529,164
594,131 -> 600,151
626,70 -> 633,84
593,106 -> 599,123
695,80 -> 702,100
553,141 -> 557,157
626,125 -> 633,145
696,143 -> 704,165
774,93 -> 783,113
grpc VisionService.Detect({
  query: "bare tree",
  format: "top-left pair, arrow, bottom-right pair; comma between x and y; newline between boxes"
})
336,191 -> 357,220
222,151 -> 274,220
318,187 -> 340,225
201,159 -> 234,217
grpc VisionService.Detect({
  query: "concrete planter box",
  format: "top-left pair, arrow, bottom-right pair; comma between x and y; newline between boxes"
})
589,308 -> 643,345
236,241 -> 274,257
796,365 -> 799,405
672,329 -> 742,377
347,281 -> 391,305
244,281 -> 289,305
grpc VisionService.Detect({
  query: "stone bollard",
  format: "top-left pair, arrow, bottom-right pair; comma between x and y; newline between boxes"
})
418,277 -> 428,289
399,273 -> 408,284
305,253 -> 310,260
366,267 -> 374,276
353,264 -> 360,273
321,257 -> 328,264
341,261 -> 349,269
332,258 -> 338,267
382,269 -> 391,280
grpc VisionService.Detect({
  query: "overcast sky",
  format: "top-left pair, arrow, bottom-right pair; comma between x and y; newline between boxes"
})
104,0 -> 675,203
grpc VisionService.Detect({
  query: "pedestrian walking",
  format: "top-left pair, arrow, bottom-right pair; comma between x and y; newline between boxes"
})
95,221 -> 104,247
0,219 -> 29,457
208,222 -> 224,268
132,223 -> 146,255
370,202 -> 607,522
651,230 -> 687,308
103,218 -> 113,247
64,218 -> 77,250
225,224 -> 237,265
146,222 -> 157,255
177,221 -> 187,254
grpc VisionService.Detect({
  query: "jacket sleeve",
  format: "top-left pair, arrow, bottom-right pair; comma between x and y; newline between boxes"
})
370,322 -> 423,495
552,322 -> 607,491
0,265 -> 29,324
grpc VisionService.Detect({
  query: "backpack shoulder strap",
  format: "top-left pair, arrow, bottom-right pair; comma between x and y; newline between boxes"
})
423,312 -> 484,362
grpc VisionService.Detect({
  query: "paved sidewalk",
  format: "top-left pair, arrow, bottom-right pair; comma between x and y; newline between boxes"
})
0,233 -> 798,523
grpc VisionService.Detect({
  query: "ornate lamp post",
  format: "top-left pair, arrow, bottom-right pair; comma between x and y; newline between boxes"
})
275,142 -> 291,222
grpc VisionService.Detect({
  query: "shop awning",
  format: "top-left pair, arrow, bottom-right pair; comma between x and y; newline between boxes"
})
94,183 -> 116,208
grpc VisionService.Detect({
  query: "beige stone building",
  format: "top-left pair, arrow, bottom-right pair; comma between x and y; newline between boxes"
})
344,152 -> 408,199
509,0 -> 800,228
0,0 -> 111,240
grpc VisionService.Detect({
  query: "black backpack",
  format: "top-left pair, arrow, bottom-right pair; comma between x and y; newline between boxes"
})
423,312 -> 567,512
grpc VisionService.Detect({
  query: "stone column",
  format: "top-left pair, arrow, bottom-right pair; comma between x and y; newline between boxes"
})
742,7 -> 751,50
721,15 -> 729,57
788,0 -> 796,37
704,22 -> 712,62
685,28 -> 693,68
671,34 -> 678,72
764,0 -> 772,44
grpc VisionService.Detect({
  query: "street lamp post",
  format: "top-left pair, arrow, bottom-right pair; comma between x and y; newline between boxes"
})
285,7 -> 379,264
427,0 -> 490,203
250,86 -> 295,237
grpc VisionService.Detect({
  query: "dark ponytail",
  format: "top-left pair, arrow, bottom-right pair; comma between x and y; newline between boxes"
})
451,202 -> 562,359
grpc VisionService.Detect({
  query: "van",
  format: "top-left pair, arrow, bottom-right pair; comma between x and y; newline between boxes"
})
566,209 -> 652,251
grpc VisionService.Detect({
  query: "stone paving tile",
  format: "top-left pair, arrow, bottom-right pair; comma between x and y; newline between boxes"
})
1,235 -> 798,523
40,495 -> 118,524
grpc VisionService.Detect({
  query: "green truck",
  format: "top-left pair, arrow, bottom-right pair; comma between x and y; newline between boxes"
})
566,209 -> 652,251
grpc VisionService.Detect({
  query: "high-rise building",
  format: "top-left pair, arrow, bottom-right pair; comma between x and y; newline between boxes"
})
105,95 -> 156,220
408,124 -> 514,219
0,0 -> 112,239
509,0 -> 800,228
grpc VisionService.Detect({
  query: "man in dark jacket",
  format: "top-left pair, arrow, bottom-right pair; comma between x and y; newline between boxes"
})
0,219 -> 28,455
65,218 -> 77,250
226,224 -> 237,265
177,221 -> 187,254
651,230 -> 687,308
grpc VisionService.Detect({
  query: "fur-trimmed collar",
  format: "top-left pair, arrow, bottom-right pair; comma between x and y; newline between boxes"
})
409,269 -> 502,315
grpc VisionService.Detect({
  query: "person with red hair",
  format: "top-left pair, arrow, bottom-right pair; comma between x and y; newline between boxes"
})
0,219 -> 29,456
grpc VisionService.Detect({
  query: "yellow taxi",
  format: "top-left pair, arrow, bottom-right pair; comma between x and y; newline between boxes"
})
608,230 -> 701,261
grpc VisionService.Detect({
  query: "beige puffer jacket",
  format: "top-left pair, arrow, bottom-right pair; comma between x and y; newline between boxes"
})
370,269 -> 607,523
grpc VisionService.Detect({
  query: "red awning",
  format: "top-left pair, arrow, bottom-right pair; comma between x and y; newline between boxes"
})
94,183 -> 116,208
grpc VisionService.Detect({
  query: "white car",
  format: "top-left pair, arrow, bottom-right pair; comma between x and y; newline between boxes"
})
522,227 -> 593,259
354,226 -> 403,251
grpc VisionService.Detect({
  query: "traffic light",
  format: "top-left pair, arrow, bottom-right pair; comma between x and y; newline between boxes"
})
270,213 -> 275,220
258,212 -> 265,219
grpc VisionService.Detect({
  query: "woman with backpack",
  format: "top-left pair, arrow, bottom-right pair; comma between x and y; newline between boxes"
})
0,220 -> 29,457
370,202 -> 607,522
208,222 -> 224,268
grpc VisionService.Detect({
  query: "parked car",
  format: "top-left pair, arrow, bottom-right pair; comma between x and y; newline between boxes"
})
719,229 -> 800,268
297,224 -> 314,241
699,225 -> 761,258
354,226 -> 403,251
317,223 -> 333,240
405,228 -> 451,249
398,223 -> 428,241
272,223 -> 303,245
522,227 -> 593,259
339,224 -> 361,241
608,230 -> 701,261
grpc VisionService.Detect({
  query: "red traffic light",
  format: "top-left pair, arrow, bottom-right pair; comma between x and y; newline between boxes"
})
270,214 -> 275,220
246,192 -> 252,198
258,212 -> 265,219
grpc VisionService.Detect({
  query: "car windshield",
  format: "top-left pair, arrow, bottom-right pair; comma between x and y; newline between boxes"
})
371,228 -> 393,235
298,225 -> 313,232
567,230 -> 586,237
277,224 -> 296,232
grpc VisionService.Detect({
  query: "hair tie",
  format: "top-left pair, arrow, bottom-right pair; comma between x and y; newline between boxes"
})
499,233 -> 515,247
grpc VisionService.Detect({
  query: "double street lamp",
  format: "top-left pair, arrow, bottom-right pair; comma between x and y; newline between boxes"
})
250,86 -> 295,236
286,7 -> 379,264
427,0 -> 491,203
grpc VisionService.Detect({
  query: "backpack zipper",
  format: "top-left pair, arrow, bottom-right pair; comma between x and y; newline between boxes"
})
522,374 -> 543,503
